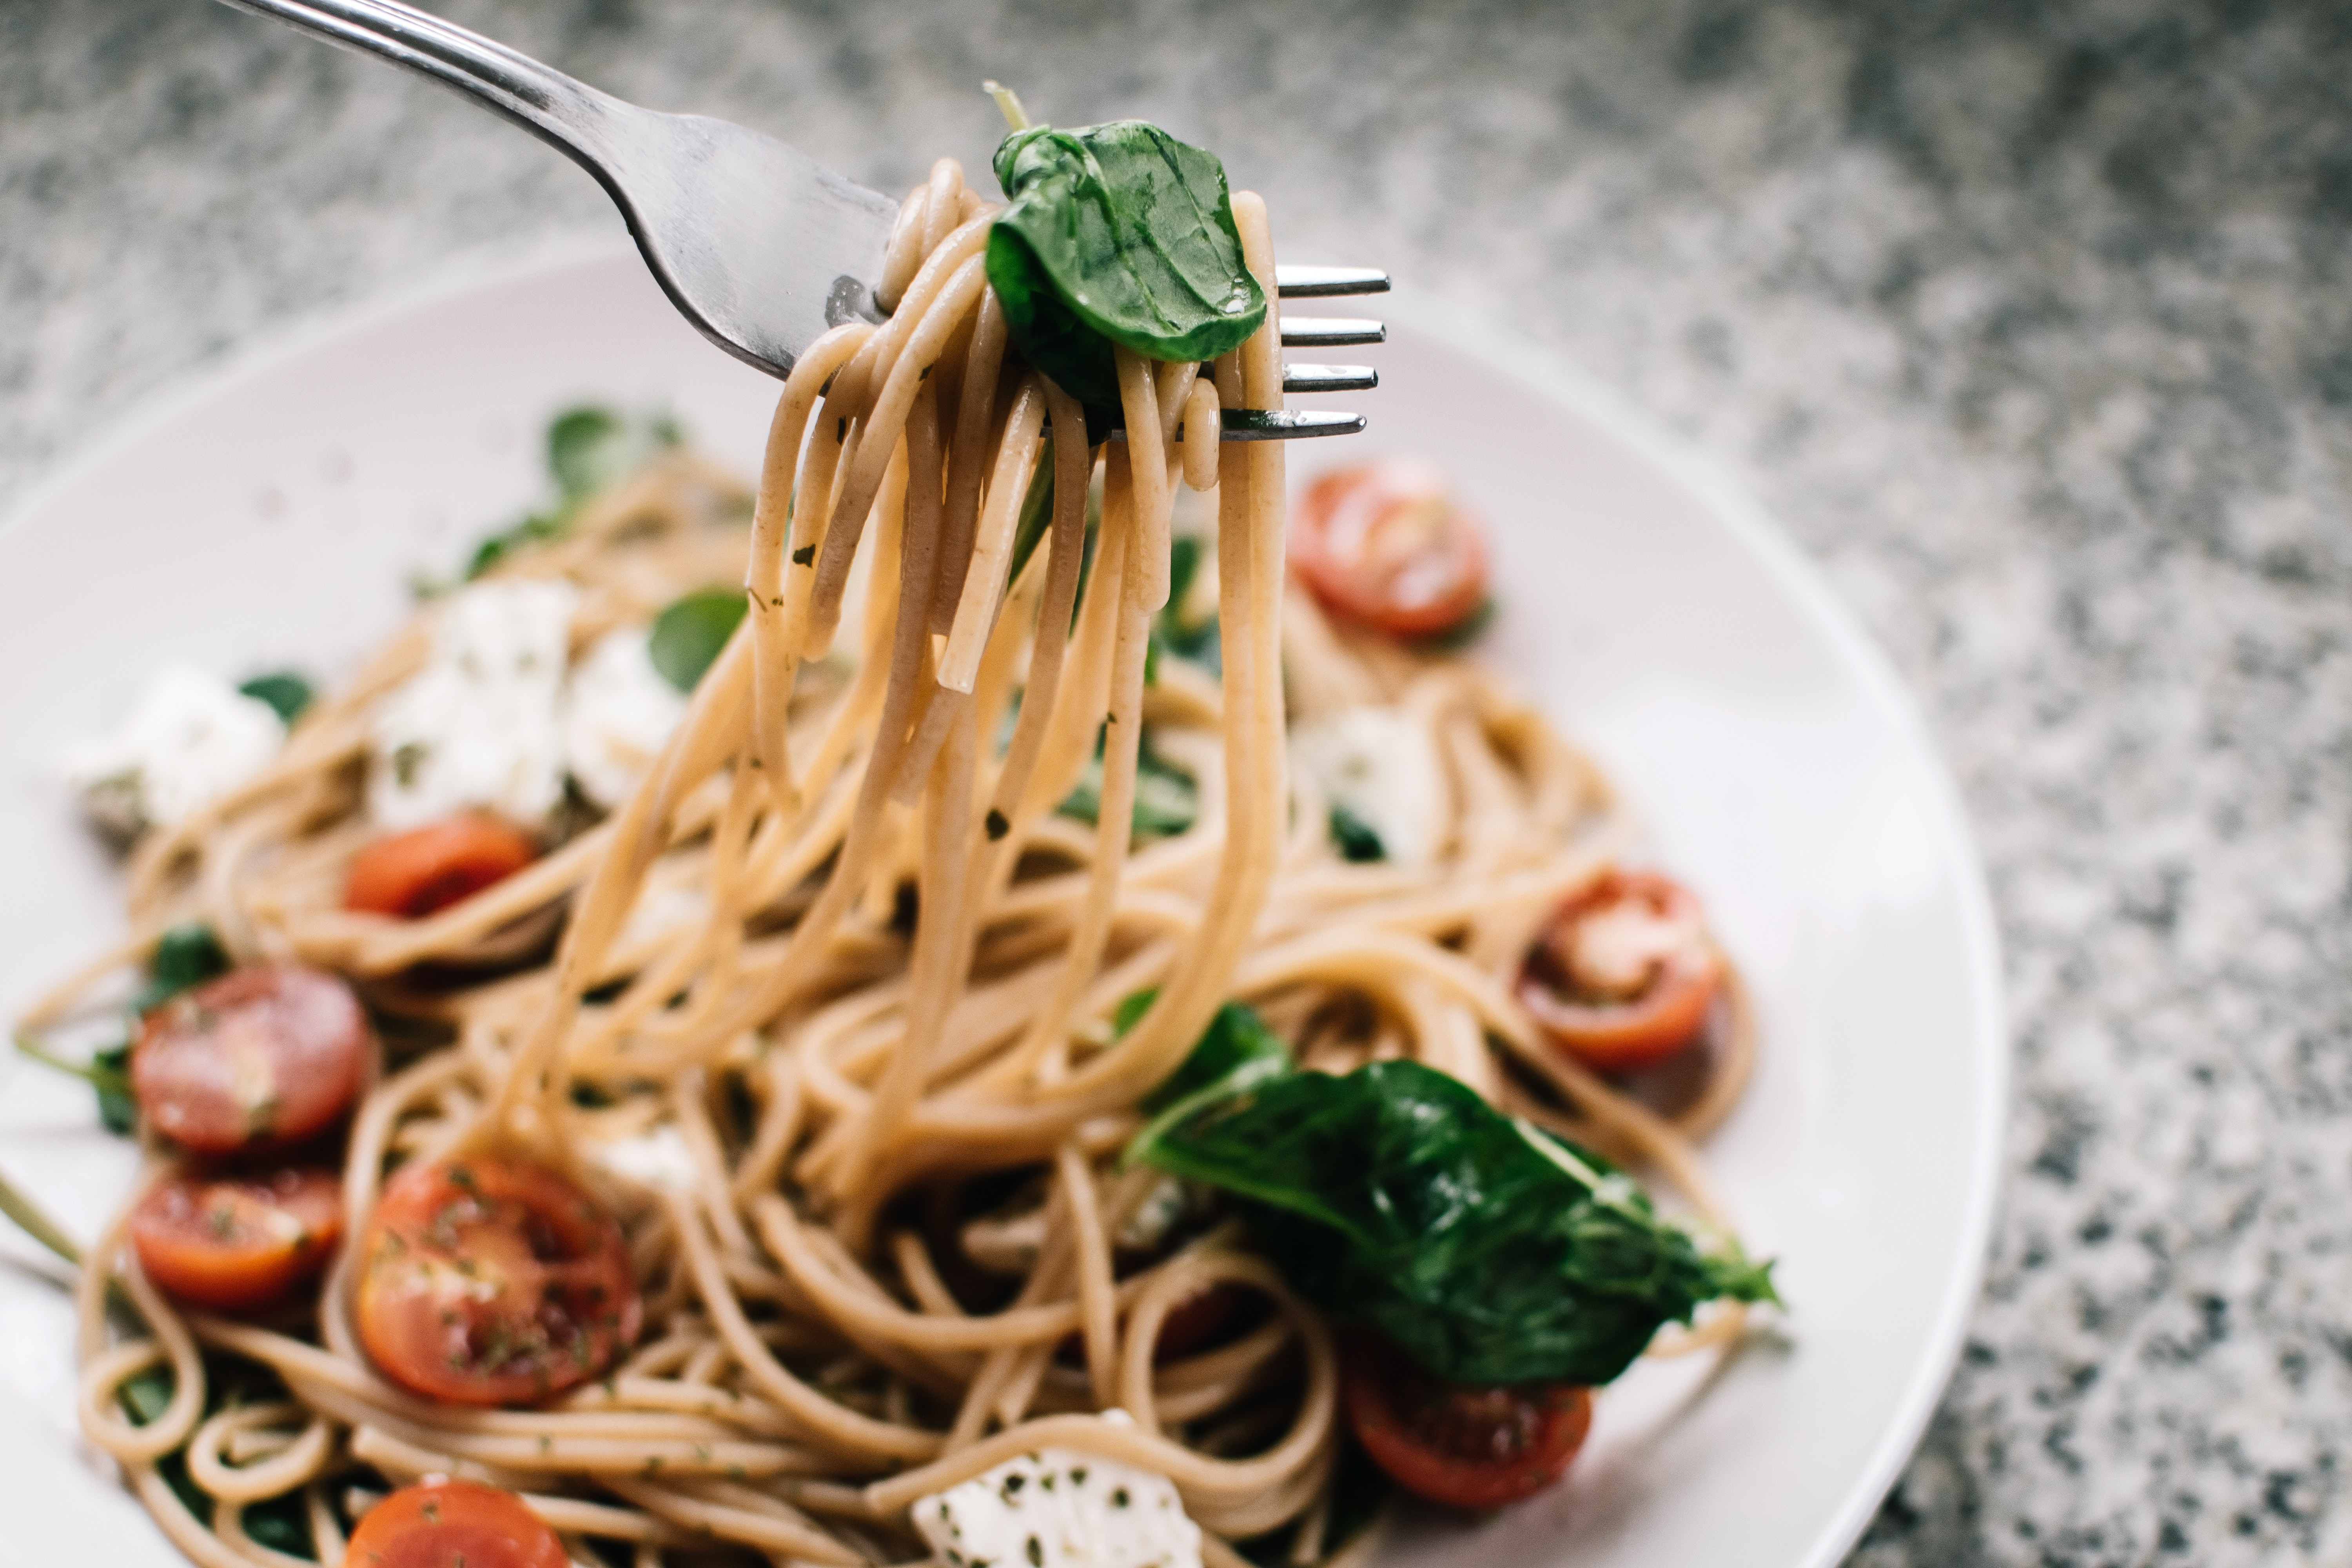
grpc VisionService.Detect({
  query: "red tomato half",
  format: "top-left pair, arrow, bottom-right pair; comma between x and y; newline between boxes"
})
345,814 -> 539,920
132,966 -> 370,1154
130,1165 -> 344,1313
355,1156 -> 639,1406
1518,871 -> 1723,1072
1290,460 -> 1490,639
1342,1338 -> 1592,1510
343,1479 -> 566,1568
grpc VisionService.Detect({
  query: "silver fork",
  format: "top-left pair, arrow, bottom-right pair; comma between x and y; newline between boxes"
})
211,0 -> 1388,440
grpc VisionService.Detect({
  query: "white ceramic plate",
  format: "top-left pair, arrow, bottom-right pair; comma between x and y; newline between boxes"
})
0,240 -> 2004,1568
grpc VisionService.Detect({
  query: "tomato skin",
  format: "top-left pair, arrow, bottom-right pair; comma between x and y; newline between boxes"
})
1518,871 -> 1723,1072
343,1479 -> 567,1568
346,814 -> 539,920
1290,460 -> 1490,639
1342,1339 -> 1592,1510
132,966 -> 371,1154
129,1166 -> 344,1313
355,1156 -> 639,1406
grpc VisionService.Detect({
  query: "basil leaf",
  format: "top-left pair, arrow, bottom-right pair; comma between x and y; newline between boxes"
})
133,922 -> 230,1015
1327,803 -> 1386,863
1057,741 -> 1197,838
449,408 -> 683,588
1139,1002 -> 1290,1114
1006,439 -> 1058,587
549,405 -> 678,501
15,1032 -> 135,1136
93,1044 -> 137,1134
236,671 -> 313,725
988,121 -> 1266,408
1132,1056 -> 1778,1386
648,588 -> 748,693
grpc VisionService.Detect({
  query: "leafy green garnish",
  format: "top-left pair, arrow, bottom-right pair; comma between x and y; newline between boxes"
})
1006,439 -> 1060,588
453,406 -> 683,585
15,1033 -> 135,1134
1146,534 -> 1220,686
987,121 -> 1266,409
648,588 -> 750,693
236,671 -> 314,725
132,922 -> 230,1015
1132,1052 -> 1778,1387
1138,1002 -> 1290,1116
17,921 -> 227,1138
1327,804 -> 1386,863
91,1044 -> 136,1133
1058,740 -> 1196,838
548,407 -> 671,502
121,1356 -> 316,1559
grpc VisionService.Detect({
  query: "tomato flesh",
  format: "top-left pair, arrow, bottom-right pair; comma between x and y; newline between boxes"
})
1291,460 -> 1490,639
356,1155 -> 639,1405
1342,1338 -> 1592,1510
132,965 -> 370,1154
343,1478 -> 566,1568
130,1165 -> 344,1313
1519,871 -> 1722,1072
346,813 -> 539,920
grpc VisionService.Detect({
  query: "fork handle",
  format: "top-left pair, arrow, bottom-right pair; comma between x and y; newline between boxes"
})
212,0 -> 624,169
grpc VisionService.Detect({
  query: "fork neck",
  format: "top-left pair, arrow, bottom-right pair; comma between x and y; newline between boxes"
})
213,0 -> 624,166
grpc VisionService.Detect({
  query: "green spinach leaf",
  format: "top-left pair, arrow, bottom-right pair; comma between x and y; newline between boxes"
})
132,921 -> 230,1015
1138,1001 -> 1292,1116
1132,1056 -> 1777,1387
453,406 -> 683,586
1327,803 -> 1387,863
648,588 -> 749,693
988,121 -> 1265,409
236,671 -> 314,725
1058,739 -> 1197,838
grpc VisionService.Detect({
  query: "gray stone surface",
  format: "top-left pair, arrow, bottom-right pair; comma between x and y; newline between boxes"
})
4,0 -> 2350,1562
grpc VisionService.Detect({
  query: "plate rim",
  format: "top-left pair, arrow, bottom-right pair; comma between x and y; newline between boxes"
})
0,233 -> 2009,1568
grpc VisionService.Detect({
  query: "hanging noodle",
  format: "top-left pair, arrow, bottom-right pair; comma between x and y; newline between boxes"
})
40,157 -> 1762,1568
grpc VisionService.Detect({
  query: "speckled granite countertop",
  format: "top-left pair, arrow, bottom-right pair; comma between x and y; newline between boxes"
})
4,1 -> 2348,1561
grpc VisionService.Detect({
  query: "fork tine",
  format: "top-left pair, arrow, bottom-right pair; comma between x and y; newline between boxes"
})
1102,408 -> 1367,442
1280,318 -> 1386,348
1275,265 -> 1391,299
1218,408 -> 1365,440
1283,363 -> 1378,394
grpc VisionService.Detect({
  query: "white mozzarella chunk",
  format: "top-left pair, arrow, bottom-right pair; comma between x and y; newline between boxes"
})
564,625 -> 687,811
1289,706 -> 1448,870
63,664 -> 287,836
590,1123 -> 700,1193
915,1414 -> 1201,1568
368,579 -> 578,831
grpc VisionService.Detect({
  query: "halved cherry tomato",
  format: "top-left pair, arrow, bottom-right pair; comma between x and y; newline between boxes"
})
345,813 -> 539,920
343,1478 -> 566,1568
1342,1337 -> 1592,1510
129,1165 -> 344,1313
1518,871 -> 1722,1072
1290,459 -> 1490,639
132,965 -> 370,1154
355,1155 -> 639,1405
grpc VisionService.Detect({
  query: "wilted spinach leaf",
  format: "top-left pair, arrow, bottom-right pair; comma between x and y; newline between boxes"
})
132,921 -> 230,1015
236,670 -> 314,725
1139,1000 -> 1291,1116
453,406 -> 683,586
17,921 -> 227,1137
1132,1056 -> 1777,1387
988,121 -> 1265,409
1058,739 -> 1196,837
1327,803 -> 1386,863
648,588 -> 749,693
